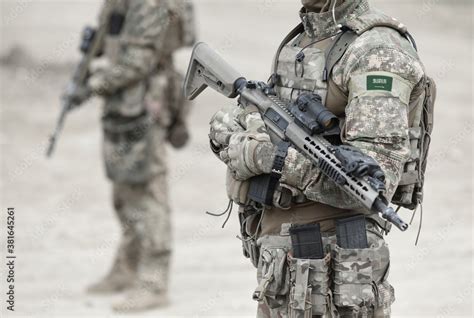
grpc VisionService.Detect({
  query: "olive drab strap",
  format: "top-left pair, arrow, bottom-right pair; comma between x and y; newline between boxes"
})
420,77 -> 436,179
323,28 -> 358,82
323,24 -> 416,84
271,23 -> 305,79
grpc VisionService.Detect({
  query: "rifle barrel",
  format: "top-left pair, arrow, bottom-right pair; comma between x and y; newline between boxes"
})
46,101 -> 70,158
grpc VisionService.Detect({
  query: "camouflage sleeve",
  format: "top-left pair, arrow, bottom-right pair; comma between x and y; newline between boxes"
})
94,2 -> 110,54
280,32 -> 424,209
89,0 -> 170,95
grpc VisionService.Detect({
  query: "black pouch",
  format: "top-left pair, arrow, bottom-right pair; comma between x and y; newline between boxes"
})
336,215 -> 368,249
290,223 -> 324,259
248,174 -> 274,205
108,11 -> 126,35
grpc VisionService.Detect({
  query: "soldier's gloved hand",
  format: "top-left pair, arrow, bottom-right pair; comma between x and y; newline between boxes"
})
219,106 -> 276,181
88,72 -> 116,97
209,105 -> 245,151
62,83 -> 92,109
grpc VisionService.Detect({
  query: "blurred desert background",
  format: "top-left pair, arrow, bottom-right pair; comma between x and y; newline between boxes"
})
0,0 -> 472,317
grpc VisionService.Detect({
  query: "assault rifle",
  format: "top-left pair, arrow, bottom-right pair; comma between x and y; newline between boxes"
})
184,43 -> 408,231
46,6 -> 111,157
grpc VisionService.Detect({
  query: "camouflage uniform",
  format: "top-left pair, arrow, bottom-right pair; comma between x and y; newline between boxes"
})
86,0 -> 195,311
209,0 -> 425,317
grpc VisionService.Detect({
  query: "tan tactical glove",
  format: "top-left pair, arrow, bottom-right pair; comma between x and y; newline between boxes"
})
209,105 -> 276,181
209,104 -> 245,150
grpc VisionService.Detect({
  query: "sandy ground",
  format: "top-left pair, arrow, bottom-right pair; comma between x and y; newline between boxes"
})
0,0 -> 472,317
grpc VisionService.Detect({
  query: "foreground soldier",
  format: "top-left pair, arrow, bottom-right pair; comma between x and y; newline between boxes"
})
208,0 -> 432,316
64,0 -> 195,312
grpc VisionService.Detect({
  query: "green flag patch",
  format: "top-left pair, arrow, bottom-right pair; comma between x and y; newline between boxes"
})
367,75 -> 393,91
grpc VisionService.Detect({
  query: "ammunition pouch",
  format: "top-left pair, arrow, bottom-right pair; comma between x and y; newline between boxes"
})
288,255 -> 331,316
332,232 -> 393,316
238,206 -> 261,268
287,223 -> 330,316
242,235 -> 260,269
102,112 -> 155,184
332,245 -> 375,312
253,223 -> 394,316
226,170 -> 251,206
254,245 -> 291,309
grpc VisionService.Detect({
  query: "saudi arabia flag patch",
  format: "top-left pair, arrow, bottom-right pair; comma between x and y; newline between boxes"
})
367,75 -> 393,91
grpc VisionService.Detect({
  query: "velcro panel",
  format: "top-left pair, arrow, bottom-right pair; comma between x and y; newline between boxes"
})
349,71 -> 414,105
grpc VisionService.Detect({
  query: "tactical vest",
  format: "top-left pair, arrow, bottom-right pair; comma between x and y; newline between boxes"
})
272,11 -> 436,211
96,0 -> 195,121
99,0 -> 196,63
99,0 -> 128,64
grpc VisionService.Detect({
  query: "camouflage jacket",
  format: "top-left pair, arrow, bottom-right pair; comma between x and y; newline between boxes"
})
89,0 -> 195,123
276,0 -> 425,211
89,0 -> 171,97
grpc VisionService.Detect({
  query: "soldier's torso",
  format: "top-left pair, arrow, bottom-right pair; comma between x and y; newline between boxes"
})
100,0 -> 195,65
98,0 -> 195,119
262,33 -> 352,235
274,35 -> 343,114
262,9 -> 424,235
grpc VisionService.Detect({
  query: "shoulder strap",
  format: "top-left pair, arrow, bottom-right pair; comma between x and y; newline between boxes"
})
323,28 -> 358,82
271,23 -> 305,75
324,20 -> 418,82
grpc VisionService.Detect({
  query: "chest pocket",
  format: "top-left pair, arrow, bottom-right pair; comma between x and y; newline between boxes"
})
274,45 -> 328,104
104,0 -> 128,36
108,11 -> 126,35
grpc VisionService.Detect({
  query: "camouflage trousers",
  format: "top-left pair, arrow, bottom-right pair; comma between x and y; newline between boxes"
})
107,125 -> 171,293
254,222 -> 394,318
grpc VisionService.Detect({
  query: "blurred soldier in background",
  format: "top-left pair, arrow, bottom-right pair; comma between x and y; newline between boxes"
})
209,0 -> 434,317
64,0 -> 196,312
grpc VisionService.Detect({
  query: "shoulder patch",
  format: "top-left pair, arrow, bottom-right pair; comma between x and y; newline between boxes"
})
349,71 -> 415,105
367,75 -> 393,91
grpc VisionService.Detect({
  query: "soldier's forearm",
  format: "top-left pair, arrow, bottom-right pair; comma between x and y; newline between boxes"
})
347,140 -> 408,200
89,46 -> 159,95
279,139 -> 406,210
